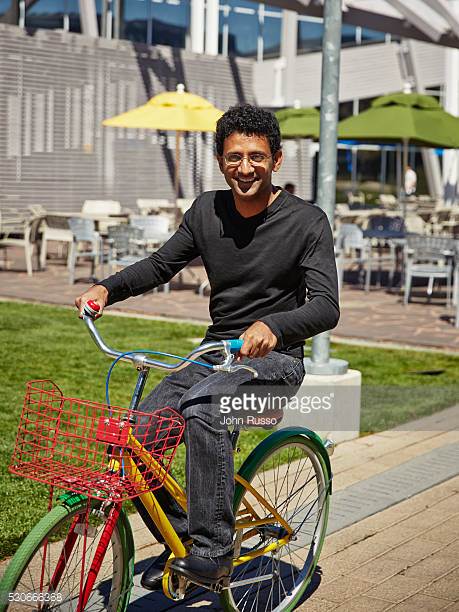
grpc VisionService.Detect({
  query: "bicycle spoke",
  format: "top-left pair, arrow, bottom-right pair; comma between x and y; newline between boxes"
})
226,437 -> 330,612
9,504 -> 125,612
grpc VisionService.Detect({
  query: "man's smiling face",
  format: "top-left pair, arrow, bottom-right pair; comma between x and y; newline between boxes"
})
218,132 -> 282,202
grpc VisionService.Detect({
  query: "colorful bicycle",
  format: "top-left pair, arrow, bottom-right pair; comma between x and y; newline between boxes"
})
0,301 -> 334,611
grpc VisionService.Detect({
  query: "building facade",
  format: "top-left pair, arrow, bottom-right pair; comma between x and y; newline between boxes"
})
1,0 -> 457,211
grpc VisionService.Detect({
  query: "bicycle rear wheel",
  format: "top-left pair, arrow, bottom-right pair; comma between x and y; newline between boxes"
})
0,497 -> 134,612
220,432 -> 331,612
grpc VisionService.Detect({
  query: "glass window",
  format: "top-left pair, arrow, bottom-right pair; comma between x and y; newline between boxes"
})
337,148 -> 352,183
122,0 -> 149,43
297,18 -> 323,54
356,150 -> 381,183
262,12 -> 281,59
122,0 -> 189,48
339,101 -> 354,121
23,0 -> 97,32
227,0 -> 258,57
358,97 -> 374,113
0,0 -> 13,22
26,0 -> 65,30
152,0 -> 189,48
67,0 -> 81,32
94,0 -> 103,34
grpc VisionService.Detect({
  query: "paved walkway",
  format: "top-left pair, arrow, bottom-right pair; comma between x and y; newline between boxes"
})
127,407 -> 459,610
0,251 -> 458,351
299,475 -> 459,612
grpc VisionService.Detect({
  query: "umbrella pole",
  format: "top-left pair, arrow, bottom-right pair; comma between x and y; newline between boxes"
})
174,131 -> 181,227
396,145 -> 402,200
402,138 -> 409,220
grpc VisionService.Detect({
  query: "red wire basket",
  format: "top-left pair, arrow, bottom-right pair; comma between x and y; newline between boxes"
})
9,380 -> 185,502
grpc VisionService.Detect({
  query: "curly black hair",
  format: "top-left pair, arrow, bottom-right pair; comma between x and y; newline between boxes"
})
215,104 -> 281,156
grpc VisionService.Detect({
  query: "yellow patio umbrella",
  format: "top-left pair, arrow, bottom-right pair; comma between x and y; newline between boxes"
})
102,83 -> 223,207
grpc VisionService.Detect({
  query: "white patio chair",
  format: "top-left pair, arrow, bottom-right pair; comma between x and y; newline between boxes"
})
40,215 -> 74,270
82,200 -> 121,217
176,198 -> 194,214
405,214 -> 426,235
81,200 -> 123,234
347,191 -> 365,206
377,194 -> 397,209
136,199 -> 171,215
0,209 -> 41,276
28,204 -> 47,218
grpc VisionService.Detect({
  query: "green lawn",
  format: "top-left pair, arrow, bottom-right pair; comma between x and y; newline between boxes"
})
0,300 -> 458,559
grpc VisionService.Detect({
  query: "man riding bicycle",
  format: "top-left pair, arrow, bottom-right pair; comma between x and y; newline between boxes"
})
75,104 -> 339,589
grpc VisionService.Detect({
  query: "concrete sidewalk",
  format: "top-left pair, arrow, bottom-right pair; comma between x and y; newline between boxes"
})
127,407 -> 459,610
299,474 -> 459,611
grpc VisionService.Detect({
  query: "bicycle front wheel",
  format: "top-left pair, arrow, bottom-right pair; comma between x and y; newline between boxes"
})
0,497 -> 134,612
221,432 -> 331,612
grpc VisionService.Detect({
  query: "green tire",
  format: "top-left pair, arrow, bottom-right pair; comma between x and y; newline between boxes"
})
0,498 -> 134,611
220,429 -> 331,612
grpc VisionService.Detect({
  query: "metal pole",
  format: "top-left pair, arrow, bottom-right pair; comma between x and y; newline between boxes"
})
305,0 -> 348,375
402,137 -> 409,220
443,0 -> 459,206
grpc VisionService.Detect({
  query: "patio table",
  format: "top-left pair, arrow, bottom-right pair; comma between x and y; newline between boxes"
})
51,212 -> 129,235
363,229 -> 406,240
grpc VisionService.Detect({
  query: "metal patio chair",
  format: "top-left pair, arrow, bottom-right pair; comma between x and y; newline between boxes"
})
68,217 -> 103,285
335,224 -> 372,292
129,215 -> 172,248
403,235 -> 455,305
106,225 -> 143,273
107,224 -> 170,293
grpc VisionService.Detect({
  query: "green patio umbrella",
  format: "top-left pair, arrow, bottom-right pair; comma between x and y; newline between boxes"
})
276,107 -> 320,139
338,93 -> 459,149
338,92 -> 459,197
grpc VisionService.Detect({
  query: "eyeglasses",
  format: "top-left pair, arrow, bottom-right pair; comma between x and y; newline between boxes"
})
223,152 -> 272,167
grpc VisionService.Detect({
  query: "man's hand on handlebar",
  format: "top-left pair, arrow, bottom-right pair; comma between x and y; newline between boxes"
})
75,285 -> 109,319
238,321 -> 277,359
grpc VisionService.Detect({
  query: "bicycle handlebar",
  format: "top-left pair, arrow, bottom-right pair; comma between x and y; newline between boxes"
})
81,301 -> 256,377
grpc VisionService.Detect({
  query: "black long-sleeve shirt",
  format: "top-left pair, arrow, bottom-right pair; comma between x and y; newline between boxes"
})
99,189 -> 340,357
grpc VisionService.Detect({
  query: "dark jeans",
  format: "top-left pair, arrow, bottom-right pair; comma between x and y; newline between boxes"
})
134,348 -> 305,558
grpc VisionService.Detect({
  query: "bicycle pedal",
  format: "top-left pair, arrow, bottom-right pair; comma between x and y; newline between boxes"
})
178,575 -> 230,593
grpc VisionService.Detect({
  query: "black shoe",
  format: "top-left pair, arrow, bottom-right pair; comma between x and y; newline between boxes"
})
170,553 -> 233,586
140,547 -> 171,591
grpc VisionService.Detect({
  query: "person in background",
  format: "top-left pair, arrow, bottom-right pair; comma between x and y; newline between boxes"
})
284,182 -> 296,195
404,165 -> 417,196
